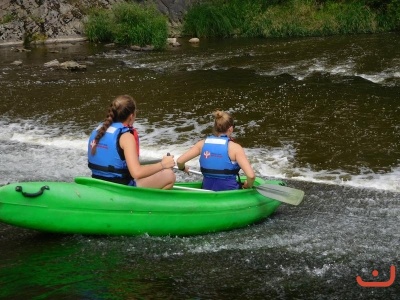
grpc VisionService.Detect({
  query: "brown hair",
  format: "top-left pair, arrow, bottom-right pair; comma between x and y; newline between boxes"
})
91,95 -> 137,155
212,110 -> 234,135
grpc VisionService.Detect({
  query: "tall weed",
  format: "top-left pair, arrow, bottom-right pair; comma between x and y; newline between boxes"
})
325,1 -> 378,34
384,0 -> 400,29
184,0 -> 395,38
84,9 -> 114,43
183,0 -> 264,37
112,3 -> 168,49
84,3 -> 168,49
183,2 -> 234,37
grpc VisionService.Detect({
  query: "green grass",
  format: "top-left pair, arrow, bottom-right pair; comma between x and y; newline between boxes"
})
183,0 -> 265,37
84,0 -> 399,45
382,0 -> 400,30
183,0 -> 400,38
0,14 -> 15,24
253,0 -> 379,37
84,2 -> 168,50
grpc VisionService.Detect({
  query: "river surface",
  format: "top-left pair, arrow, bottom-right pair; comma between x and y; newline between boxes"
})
0,33 -> 400,299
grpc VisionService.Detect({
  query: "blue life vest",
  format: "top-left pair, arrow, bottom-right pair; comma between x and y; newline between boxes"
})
199,135 -> 240,179
88,122 -> 135,184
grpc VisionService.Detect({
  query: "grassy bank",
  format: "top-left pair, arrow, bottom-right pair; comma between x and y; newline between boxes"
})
84,2 -> 168,50
183,0 -> 400,38
84,0 -> 399,47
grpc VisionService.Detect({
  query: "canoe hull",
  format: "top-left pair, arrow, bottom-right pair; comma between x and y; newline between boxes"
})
0,177 -> 282,236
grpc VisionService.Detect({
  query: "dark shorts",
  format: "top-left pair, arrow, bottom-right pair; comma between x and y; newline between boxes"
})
92,174 -> 136,186
202,177 -> 239,191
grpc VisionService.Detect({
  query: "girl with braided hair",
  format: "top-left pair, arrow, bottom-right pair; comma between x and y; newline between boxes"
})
88,95 -> 176,189
176,110 -> 255,191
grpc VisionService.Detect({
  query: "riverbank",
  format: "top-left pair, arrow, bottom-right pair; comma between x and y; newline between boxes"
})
183,0 -> 400,38
0,0 -> 198,47
0,37 -> 88,48
1,0 -> 399,48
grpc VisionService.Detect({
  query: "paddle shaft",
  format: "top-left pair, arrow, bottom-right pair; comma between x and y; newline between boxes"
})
174,166 -> 201,175
173,166 -> 304,205
172,185 -> 211,192
139,159 -> 161,165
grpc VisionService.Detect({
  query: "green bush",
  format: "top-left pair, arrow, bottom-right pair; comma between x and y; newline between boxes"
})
84,9 -> 114,43
325,1 -> 378,34
112,2 -> 168,49
252,0 -> 320,37
183,2 -> 234,37
253,0 -> 380,37
183,0 -> 399,38
183,0 -> 265,37
84,3 -> 168,50
0,13 -> 16,24
385,0 -> 400,29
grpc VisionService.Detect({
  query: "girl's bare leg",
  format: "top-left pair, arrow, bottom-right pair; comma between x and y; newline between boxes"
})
136,169 -> 176,189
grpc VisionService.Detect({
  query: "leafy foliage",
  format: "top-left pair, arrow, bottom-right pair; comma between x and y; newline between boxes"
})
183,0 -> 400,38
0,13 -> 16,24
84,2 -> 168,50
84,9 -> 114,43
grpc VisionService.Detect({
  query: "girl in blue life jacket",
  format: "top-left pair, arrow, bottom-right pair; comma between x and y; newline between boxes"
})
176,110 -> 255,191
88,94 -> 176,189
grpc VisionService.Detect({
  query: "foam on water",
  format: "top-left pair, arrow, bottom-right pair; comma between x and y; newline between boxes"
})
109,43 -> 399,87
1,117 -> 399,192
257,57 -> 399,86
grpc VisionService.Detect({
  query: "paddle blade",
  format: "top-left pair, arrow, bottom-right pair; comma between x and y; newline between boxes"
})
255,184 -> 304,206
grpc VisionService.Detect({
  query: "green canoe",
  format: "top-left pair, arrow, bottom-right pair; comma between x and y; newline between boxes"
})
0,177 -> 283,236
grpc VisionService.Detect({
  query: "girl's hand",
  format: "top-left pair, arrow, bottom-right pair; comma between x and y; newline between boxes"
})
242,180 -> 252,189
181,165 -> 190,174
161,154 -> 175,169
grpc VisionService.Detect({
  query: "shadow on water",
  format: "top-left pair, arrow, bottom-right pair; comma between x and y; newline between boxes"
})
1,180 -> 400,299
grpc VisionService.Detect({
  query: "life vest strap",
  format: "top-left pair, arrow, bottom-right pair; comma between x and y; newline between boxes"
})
92,174 -> 132,185
88,162 -> 130,176
200,167 -> 239,175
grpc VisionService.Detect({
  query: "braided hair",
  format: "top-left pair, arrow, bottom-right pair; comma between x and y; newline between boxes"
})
91,95 -> 136,155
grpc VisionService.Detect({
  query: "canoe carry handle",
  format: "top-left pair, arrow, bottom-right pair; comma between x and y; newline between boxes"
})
15,185 -> 50,198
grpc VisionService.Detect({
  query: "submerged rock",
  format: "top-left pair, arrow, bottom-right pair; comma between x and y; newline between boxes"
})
43,59 -> 87,70
11,60 -> 23,66
189,37 -> 200,43
44,59 -> 60,68
130,45 -> 155,51
60,61 -> 87,70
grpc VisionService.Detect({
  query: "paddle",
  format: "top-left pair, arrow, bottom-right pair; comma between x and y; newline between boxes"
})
173,166 -> 304,206
139,158 -> 162,165
172,185 -> 211,192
